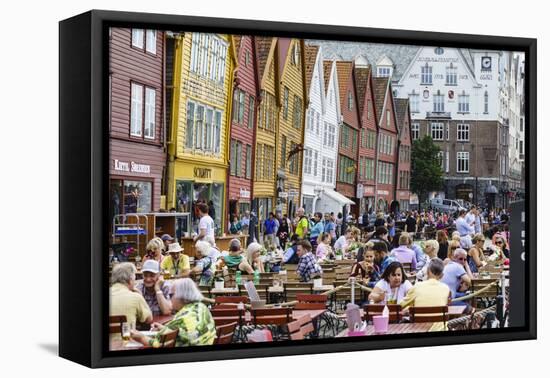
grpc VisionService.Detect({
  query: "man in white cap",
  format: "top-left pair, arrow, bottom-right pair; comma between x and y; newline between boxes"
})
135,260 -> 172,316
160,234 -> 174,254
160,242 -> 190,278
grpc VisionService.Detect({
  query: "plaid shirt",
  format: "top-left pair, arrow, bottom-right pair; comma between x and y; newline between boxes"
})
297,252 -> 323,282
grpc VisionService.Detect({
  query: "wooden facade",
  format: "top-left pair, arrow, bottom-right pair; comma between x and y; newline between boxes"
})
394,98 -> 413,211
166,32 -> 237,234
276,38 -> 308,216
109,27 -> 166,215
335,61 -> 361,212
373,77 -> 399,211
227,36 -> 260,217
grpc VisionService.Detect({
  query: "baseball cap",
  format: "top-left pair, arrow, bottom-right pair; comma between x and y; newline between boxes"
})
142,259 -> 160,274
161,234 -> 174,242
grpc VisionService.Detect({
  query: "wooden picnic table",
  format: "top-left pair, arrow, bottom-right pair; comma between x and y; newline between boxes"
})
336,322 -> 435,337
213,308 -> 326,324
337,305 -> 466,320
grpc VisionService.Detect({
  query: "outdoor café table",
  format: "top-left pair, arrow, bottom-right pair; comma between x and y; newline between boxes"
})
211,287 -> 240,295
337,305 -> 467,320
336,322 -> 435,337
213,308 -> 326,325
110,335 -> 147,351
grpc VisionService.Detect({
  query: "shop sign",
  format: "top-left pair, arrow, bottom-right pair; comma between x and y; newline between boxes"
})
240,188 -> 251,199
288,189 -> 299,198
194,167 -> 212,179
377,190 -> 389,196
356,184 -> 364,198
364,186 -> 374,195
279,192 -> 288,199
114,159 -> 150,174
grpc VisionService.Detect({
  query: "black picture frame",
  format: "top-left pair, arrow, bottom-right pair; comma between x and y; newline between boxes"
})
59,9 -> 537,368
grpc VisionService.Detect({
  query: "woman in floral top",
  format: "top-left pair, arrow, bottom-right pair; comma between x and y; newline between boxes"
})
131,278 -> 216,348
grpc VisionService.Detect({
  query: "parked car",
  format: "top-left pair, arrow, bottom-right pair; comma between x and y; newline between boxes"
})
429,198 -> 467,213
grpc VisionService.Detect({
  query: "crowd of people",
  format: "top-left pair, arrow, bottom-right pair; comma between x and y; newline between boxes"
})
110,202 -> 512,348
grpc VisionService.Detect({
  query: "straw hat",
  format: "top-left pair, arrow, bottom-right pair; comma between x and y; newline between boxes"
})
167,242 -> 184,254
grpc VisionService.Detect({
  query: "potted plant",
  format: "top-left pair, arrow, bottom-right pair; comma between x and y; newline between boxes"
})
312,273 -> 323,288
335,249 -> 343,261
214,276 -> 225,290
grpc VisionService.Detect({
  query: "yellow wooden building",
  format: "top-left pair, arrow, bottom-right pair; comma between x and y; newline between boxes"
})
275,38 -> 308,216
166,32 -> 237,234
252,37 -> 279,221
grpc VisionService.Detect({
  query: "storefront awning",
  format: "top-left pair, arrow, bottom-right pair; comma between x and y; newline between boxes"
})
322,189 -> 355,206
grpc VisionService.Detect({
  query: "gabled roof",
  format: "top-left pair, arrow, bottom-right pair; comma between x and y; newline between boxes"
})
256,37 -> 275,80
335,61 -> 353,109
393,98 -> 409,133
354,65 -> 371,117
372,77 -> 389,124
323,61 -> 333,95
304,45 -> 319,91
278,38 -> 292,78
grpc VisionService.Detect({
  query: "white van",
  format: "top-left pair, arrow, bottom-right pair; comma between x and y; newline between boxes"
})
429,198 -> 467,213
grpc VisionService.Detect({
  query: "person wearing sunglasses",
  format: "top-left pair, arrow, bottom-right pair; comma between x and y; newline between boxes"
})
441,248 -> 474,300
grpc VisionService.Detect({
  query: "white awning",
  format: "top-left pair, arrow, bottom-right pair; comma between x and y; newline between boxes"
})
321,189 -> 355,206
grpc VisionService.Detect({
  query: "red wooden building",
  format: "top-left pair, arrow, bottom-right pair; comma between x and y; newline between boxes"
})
354,65 -> 378,215
227,35 -> 260,218
109,27 -> 166,218
394,98 -> 413,212
372,77 -> 399,212
335,62 -> 361,215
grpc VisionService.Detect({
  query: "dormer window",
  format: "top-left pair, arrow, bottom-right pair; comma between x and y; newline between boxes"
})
377,66 -> 392,77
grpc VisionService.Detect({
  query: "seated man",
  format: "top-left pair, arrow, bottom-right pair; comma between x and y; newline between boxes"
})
135,260 -> 172,317
282,234 -> 300,264
441,248 -> 473,301
160,242 -> 190,278
390,232 -> 417,270
219,238 -> 254,274
372,241 -> 397,276
399,258 -> 451,331
110,262 -> 153,328
296,240 -> 322,282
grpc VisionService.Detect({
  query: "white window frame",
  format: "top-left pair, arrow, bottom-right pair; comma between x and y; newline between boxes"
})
411,123 -> 420,140
484,91 -> 489,114
144,87 -> 155,139
377,67 -> 391,77
145,30 -> 157,54
131,29 -> 144,49
457,123 -> 470,142
433,93 -> 445,113
446,63 -> 457,85
421,64 -> 433,85
409,92 -> 419,113
458,93 -> 470,113
457,151 -> 470,173
431,122 -> 444,140
304,149 -> 312,175
130,83 -> 143,137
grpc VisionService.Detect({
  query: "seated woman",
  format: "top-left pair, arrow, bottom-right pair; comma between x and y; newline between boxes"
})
229,215 -> 242,235
143,237 -> 165,264
350,242 -> 379,287
468,233 -> 487,273
315,232 -> 334,261
246,242 -> 265,273
191,241 -> 216,286
488,233 -> 509,260
416,239 -> 439,282
218,238 -> 254,274
368,261 -> 412,304
443,239 -> 461,265
131,278 -> 216,347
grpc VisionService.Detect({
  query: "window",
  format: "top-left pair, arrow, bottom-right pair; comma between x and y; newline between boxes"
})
446,63 -> 457,85
214,111 -> 221,154
377,162 -> 394,185
131,29 -> 144,49
291,43 -> 300,65
338,155 -> 355,184
365,158 -> 375,180
313,151 -> 318,177
347,91 -> 353,110
520,140 -> 524,155
145,30 -> 156,54
458,93 -> 470,113
322,158 -> 334,183
283,87 -> 289,119
433,92 -> 445,113
199,34 -> 210,77
281,136 -> 287,168
264,145 -> 274,180
245,51 -> 251,67
341,125 -> 349,148
360,129 -> 366,148
247,96 -> 255,129
130,83 -> 143,137
230,139 -> 237,176
520,118 -> 524,132
236,142 -> 243,177
144,88 -> 155,139
111,179 -> 152,214
205,109 -> 213,151
378,67 -> 391,77
323,122 -> 329,146
186,102 -> 195,148
409,92 -> 419,113
238,90 -> 246,123
324,123 -> 336,148
367,100 -> 372,120
289,142 -> 299,174
411,123 -> 420,140
315,111 -> 320,135
189,33 -> 227,83
431,122 -> 444,140
457,151 -> 469,173
190,34 -> 200,73
256,144 -> 263,179
421,64 -> 433,85
386,109 -> 391,127
304,148 -> 312,175
457,124 -> 470,141
245,145 -> 252,178
195,105 -> 204,149
293,96 -> 302,129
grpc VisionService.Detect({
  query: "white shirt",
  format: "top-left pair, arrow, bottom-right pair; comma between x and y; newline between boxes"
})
199,215 -> 215,239
374,279 -> 413,304
334,236 -> 347,251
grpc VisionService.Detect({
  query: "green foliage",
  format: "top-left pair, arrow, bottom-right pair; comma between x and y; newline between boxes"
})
411,135 -> 444,207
